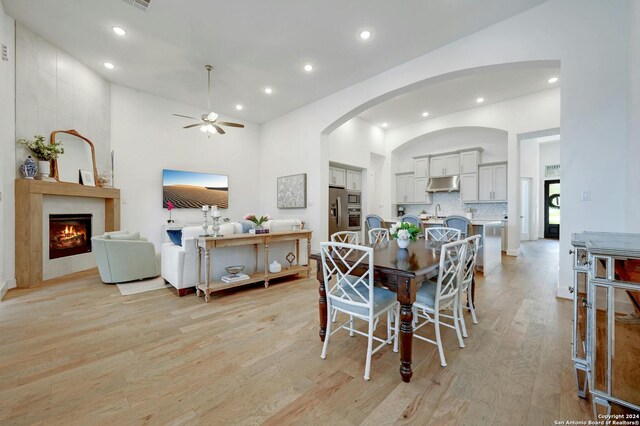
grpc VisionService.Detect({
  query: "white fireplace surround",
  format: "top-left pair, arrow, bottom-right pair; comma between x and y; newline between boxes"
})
42,195 -> 104,280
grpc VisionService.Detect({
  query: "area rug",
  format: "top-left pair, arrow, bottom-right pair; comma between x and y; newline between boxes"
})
116,276 -> 169,296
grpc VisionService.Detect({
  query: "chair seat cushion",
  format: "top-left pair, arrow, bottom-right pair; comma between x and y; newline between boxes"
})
331,280 -> 397,317
415,280 -> 438,308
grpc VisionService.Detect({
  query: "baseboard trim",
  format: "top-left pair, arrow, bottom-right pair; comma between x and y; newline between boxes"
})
1,279 -> 15,301
506,248 -> 521,257
556,286 -> 572,300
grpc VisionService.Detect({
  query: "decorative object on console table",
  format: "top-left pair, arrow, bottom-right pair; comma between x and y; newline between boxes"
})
277,173 -> 307,209
20,156 -> 38,179
18,134 -> 63,182
166,201 -> 175,223
244,213 -> 270,230
389,221 -> 420,249
201,205 -> 211,236
286,252 -> 296,268
79,169 -> 95,186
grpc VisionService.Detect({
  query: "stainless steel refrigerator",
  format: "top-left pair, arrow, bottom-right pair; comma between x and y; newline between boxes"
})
329,186 -> 350,236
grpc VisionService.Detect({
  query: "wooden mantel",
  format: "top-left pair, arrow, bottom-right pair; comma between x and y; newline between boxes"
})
15,179 -> 120,288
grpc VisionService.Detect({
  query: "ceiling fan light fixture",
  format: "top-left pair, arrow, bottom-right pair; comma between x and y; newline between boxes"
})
207,112 -> 219,121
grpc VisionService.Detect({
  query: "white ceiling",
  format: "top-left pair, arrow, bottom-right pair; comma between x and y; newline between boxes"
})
2,0 -> 548,124
357,66 -> 561,130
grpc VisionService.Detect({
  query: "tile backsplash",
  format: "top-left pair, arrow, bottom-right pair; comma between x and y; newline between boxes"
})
401,192 -> 507,219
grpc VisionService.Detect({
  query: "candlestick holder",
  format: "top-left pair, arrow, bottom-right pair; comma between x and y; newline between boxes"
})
212,216 -> 222,237
202,210 -> 210,236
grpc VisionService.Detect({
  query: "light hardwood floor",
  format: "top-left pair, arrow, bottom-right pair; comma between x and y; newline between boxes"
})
0,239 -> 593,425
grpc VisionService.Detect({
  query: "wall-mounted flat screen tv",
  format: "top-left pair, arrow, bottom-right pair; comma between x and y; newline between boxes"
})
162,169 -> 229,209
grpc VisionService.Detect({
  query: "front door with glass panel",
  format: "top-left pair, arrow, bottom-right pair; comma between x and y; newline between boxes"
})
544,179 -> 560,239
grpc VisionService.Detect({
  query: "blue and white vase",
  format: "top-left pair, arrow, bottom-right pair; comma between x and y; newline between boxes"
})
20,156 -> 38,179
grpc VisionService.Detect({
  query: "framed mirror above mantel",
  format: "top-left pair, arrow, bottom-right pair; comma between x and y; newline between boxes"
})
50,129 -> 99,185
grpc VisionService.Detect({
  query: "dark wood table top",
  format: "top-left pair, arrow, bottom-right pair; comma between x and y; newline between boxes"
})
310,240 -> 444,279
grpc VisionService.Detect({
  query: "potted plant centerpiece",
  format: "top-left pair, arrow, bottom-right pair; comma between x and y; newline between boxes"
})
18,135 -> 64,181
244,213 -> 271,234
389,222 -> 421,249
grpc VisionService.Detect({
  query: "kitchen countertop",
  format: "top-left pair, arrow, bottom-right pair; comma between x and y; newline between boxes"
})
386,217 -> 506,226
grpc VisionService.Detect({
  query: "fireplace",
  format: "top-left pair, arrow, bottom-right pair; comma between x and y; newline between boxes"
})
49,214 -> 92,259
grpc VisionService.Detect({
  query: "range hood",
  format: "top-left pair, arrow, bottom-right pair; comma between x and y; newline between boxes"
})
426,176 -> 460,192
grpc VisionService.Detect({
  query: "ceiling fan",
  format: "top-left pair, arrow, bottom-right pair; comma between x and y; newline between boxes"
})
173,65 -> 244,136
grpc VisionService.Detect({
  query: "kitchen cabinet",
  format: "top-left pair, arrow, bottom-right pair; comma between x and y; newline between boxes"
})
329,166 -> 346,187
429,154 -> 460,177
346,170 -> 362,191
460,150 -> 480,174
414,157 -> 429,178
413,177 -> 433,204
396,173 -> 415,203
479,163 -> 507,202
460,173 -> 478,203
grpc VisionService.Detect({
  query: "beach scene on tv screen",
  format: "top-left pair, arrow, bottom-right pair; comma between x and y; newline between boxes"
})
163,169 -> 229,209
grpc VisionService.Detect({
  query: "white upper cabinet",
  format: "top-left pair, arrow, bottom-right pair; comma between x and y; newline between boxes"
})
460,173 -> 478,203
413,177 -> 433,204
329,166 -> 346,187
460,150 -> 480,174
430,154 -> 459,177
396,174 -> 415,203
478,163 -> 508,202
346,169 -> 362,191
414,157 -> 429,178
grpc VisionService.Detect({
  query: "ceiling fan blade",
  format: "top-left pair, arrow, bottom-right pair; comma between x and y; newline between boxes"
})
183,123 -> 202,129
213,124 -> 226,134
218,121 -> 245,128
173,113 -> 199,120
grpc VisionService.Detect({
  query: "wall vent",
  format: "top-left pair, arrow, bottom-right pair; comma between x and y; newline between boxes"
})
545,164 -> 560,177
1,44 -> 8,61
120,0 -> 152,12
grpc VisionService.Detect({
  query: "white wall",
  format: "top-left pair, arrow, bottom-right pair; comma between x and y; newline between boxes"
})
0,3 -> 15,296
111,85 -> 261,249
15,24 -> 111,175
258,0 -> 629,301
328,117 -> 385,169
520,138 -> 540,240
627,1 -> 640,231
538,140 -> 561,238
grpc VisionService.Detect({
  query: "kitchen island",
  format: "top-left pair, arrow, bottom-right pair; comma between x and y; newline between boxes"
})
385,218 -> 503,275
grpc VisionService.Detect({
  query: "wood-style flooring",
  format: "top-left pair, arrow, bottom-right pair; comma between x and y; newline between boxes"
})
0,239 -> 594,425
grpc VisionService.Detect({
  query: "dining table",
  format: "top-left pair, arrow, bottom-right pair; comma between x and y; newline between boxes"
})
309,239 -> 445,383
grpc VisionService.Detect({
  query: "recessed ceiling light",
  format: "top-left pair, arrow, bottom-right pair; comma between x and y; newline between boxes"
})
421,111 -> 429,117
103,62 -> 115,70
381,122 -> 388,128
112,26 -> 127,36
264,87 -> 273,95
360,30 -> 372,40
476,97 -> 484,103
303,64 -> 313,72
548,77 -> 559,83
235,104 -> 243,111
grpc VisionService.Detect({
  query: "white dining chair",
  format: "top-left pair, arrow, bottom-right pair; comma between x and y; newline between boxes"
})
319,242 -> 399,380
368,227 -> 390,245
425,227 -> 461,243
413,239 -> 467,367
331,231 -> 359,245
458,235 -> 481,337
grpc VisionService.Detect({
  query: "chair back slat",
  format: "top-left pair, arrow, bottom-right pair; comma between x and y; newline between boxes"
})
320,242 -> 374,312
462,235 -> 481,290
426,227 -> 461,243
435,240 -> 467,310
368,227 -> 389,245
331,231 -> 359,245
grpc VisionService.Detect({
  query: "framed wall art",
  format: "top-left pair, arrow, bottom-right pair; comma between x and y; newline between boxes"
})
277,173 -> 307,209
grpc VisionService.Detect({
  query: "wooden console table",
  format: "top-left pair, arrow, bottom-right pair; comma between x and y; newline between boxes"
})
196,230 -> 312,302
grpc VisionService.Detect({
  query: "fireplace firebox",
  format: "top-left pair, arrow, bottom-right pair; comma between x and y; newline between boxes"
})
49,214 -> 92,259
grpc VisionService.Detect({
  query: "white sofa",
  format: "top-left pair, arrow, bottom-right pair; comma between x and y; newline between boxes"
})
92,232 -> 160,284
161,219 -> 304,296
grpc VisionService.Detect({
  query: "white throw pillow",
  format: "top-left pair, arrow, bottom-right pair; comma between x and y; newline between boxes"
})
108,232 -> 141,240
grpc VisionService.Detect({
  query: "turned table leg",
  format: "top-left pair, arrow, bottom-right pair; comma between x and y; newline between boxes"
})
317,266 -> 327,341
307,237 -> 312,278
398,276 -> 416,383
204,248 -> 211,303
264,241 -> 270,288
196,246 -> 202,297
